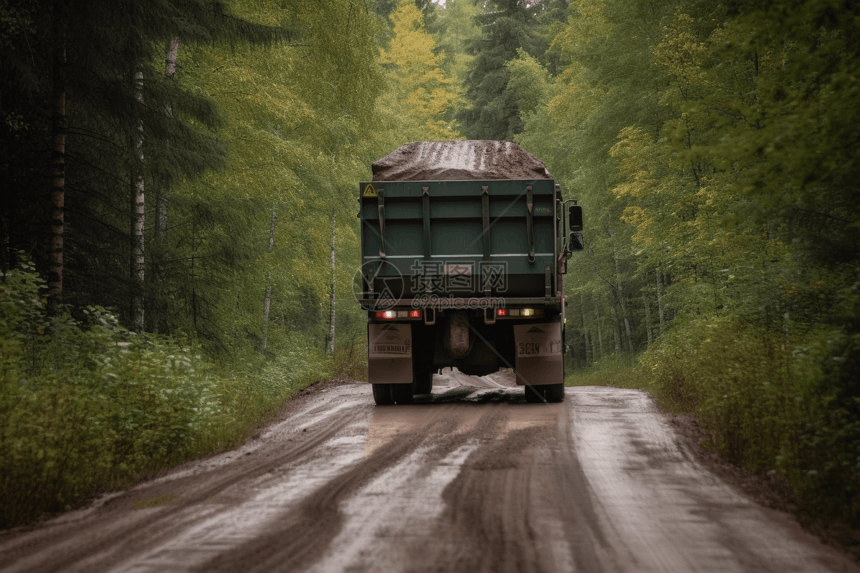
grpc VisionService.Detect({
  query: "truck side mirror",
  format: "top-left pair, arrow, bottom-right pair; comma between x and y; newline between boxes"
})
564,204 -> 584,253
568,205 -> 583,232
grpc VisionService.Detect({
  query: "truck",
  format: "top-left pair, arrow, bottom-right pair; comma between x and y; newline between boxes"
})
355,140 -> 583,405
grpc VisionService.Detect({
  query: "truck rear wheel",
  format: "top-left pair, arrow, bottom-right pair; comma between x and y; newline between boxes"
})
391,383 -> 414,405
524,385 -> 544,403
544,383 -> 565,403
372,384 -> 394,405
524,384 -> 565,403
414,370 -> 433,395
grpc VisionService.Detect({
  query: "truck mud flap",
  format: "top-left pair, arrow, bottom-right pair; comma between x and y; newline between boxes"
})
368,323 -> 413,384
513,322 -> 563,386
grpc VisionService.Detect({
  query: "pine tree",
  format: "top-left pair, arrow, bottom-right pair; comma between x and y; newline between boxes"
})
1,0 -> 298,330
456,0 -> 557,140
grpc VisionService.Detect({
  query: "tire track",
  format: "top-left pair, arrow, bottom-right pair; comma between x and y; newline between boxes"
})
1,406 -> 363,573
193,426 -> 428,572
408,405 -> 550,573
551,396 -> 609,572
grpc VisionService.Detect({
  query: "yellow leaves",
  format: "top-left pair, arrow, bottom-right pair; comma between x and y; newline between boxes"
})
380,1 -> 443,75
695,186 -> 718,207
610,127 -> 656,198
654,11 -> 707,84
378,0 -> 462,141
551,0 -> 612,52
611,126 -> 650,157
621,206 -> 655,246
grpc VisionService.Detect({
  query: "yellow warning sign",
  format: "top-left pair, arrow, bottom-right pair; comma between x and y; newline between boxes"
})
363,184 -> 377,198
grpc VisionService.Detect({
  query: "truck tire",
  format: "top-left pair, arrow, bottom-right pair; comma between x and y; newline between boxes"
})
544,383 -> 565,403
524,384 -> 565,403
524,385 -> 545,403
391,383 -> 414,405
372,384 -> 394,405
414,370 -> 433,395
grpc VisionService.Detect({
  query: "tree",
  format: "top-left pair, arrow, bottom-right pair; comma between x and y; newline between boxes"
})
379,0 -> 462,140
433,0 -> 481,88
163,0 -> 382,353
456,0 -> 560,140
0,0 -> 298,333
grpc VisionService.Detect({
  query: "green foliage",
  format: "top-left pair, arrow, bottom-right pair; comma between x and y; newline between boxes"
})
432,0 -> 480,88
637,317 -> 860,525
0,259 -> 329,528
456,0 -> 562,140
565,353 -> 642,388
378,0 -> 463,140
145,0 -> 382,356
512,0 -> 860,527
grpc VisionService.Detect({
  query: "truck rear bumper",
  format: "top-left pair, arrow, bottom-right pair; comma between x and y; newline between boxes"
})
366,318 -> 564,387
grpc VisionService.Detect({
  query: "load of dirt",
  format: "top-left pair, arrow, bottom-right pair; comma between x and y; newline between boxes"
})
371,140 -> 553,181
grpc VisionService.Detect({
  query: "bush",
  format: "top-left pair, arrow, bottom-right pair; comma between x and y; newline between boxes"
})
0,258 -> 330,528
564,352 -> 643,388
638,314 -> 860,527
569,302 -> 860,528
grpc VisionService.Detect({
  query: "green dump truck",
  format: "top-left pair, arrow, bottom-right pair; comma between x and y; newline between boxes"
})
355,141 -> 583,405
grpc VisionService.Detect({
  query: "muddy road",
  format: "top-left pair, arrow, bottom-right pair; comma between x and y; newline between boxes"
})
1,371 -> 857,573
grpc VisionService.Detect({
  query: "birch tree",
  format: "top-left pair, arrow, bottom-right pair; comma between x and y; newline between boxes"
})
131,68 -> 145,332
262,208 -> 276,350
328,211 -> 336,355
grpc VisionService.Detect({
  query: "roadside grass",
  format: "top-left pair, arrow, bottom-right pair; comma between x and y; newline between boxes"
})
564,353 -> 644,389
565,318 -> 860,535
0,261 -> 367,530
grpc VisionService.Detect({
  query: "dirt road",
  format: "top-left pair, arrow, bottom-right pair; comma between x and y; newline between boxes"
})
1,371 -> 857,573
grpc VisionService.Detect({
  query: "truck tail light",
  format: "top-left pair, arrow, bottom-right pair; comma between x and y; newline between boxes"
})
375,310 -> 423,319
495,308 -> 544,318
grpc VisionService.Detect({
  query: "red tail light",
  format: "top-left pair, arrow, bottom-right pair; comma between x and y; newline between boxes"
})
408,310 -> 422,318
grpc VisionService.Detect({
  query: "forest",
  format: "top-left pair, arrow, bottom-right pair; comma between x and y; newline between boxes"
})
1,0 -> 858,535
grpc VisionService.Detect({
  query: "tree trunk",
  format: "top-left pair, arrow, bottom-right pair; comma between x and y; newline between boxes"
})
165,37 -> 179,77
131,68 -> 145,332
656,267 -> 665,332
328,212 -> 336,355
155,38 -> 179,239
613,322 -> 621,353
614,256 -> 633,352
579,293 -> 590,365
643,292 -> 653,347
191,218 -> 198,334
49,4 -> 65,299
261,208 -> 276,350
595,304 -> 605,358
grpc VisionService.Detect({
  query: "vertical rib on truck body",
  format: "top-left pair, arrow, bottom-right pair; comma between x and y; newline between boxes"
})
357,141 -> 583,405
